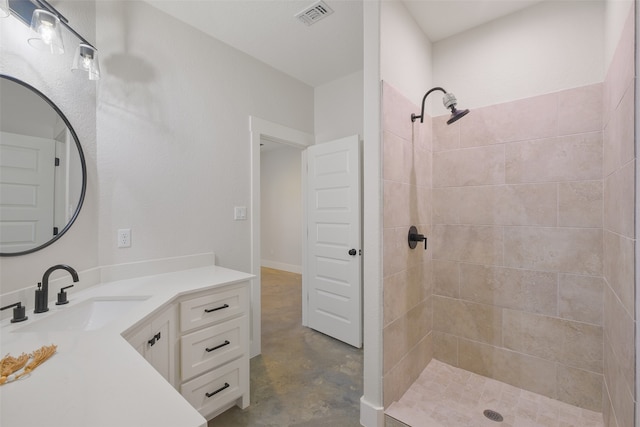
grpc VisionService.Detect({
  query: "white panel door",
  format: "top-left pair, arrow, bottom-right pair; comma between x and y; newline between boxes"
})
0,132 -> 55,252
306,135 -> 361,348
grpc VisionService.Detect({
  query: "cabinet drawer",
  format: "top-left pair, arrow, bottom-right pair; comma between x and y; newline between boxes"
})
181,316 -> 247,380
180,285 -> 248,332
181,358 -> 246,417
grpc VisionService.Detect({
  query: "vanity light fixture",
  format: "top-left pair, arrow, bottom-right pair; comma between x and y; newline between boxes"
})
7,0 -> 100,80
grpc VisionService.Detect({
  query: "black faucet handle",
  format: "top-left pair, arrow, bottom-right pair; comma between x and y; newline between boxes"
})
1,302 -> 28,323
56,284 -> 75,305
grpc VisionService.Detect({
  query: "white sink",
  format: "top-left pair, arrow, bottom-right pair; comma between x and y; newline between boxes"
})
16,296 -> 150,332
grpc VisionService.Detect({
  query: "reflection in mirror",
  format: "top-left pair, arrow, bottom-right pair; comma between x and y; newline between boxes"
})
0,75 -> 86,256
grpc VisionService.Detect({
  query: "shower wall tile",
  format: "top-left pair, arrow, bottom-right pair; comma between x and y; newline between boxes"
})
558,274 -> 604,325
432,225 -> 504,265
558,181 -> 603,228
459,264 -> 557,316
505,132 -> 603,184
433,115 -> 460,151
502,309 -> 603,373
557,365 -> 603,412
604,334 -> 635,427
432,188 -> 460,224
382,81 -> 415,141
432,296 -> 502,346
433,259 -> 459,298
604,160 -> 635,238
458,184 -> 557,226
459,92 -> 558,147
432,331 -> 458,367
603,231 -> 635,316
503,227 -> 603,276
382,82 -> 434,406
603,286 -> 635,397
457,339 -> 557,398
557,84 -> 603,136
603,86 -> 635,177
433,145 -> 505,187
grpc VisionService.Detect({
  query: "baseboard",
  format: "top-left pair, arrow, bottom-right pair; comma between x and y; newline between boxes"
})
360,396 -> 385,427
260,260 -> 302,274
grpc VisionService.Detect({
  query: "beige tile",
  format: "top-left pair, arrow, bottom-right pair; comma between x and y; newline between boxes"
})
382,81 -> 415,141
433,225 -> 503,265
383,130 -> 410,183
604,161 -> 635,238
504,227 -> 603,276
603,333 -> 635,427
502,309 -> 602,373
458,184 -> 557,226
432,296 -> 502,346
384,315 -> 408,375
603,286 -> 634,395
433,331 -> 458,367
603,231 -> 634,315
432,188 -> 460,224
558,84 -> 603,136
459,264 -> 557,316
384,180 -> 410,228
558,274 -> 603,325
558,181 -> 603,228
557,365 -> 603,412
383,270 -> 409,327
406,298 -> 432,350
411,147 -> 432,188
458,339 -> 557,398
433,145 -> 505,188
459,93 -> 558,147
433,115 -> 460,151
505,133 -> 602,184
413,185 -> 432,227
384,226 -> 425,277
603,86 -> 635,177
433,260 -> 459,298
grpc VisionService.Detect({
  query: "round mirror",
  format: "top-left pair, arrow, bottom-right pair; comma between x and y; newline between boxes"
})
0,74 -> 87,256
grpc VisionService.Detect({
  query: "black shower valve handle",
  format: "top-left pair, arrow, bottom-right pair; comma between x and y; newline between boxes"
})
408,226 -> 427,250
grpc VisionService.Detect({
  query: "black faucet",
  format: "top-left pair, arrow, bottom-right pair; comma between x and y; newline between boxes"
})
34,265 -> 79,313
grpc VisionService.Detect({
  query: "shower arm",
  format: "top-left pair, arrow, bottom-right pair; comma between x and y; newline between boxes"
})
411,87 -> 447,123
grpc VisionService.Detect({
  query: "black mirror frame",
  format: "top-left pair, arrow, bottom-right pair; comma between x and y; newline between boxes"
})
0,74 -> 87,257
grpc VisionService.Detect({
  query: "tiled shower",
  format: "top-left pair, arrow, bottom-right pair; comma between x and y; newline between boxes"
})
382,4 -> 636,426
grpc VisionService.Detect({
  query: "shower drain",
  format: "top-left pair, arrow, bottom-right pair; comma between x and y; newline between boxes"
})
483,409 -> 504,422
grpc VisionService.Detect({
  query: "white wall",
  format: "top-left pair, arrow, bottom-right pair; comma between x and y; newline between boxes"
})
260,145 -> 302,273
0,1 -> 99,296
380,0 -> 432,108
433,0 -> 605,110
314,70 -> 364,143
95,1 -> 314,274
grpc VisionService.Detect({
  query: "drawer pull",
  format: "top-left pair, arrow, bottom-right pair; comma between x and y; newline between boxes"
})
206,340 -> 230,353
206,382 -> 230,398
148,332 -> 161,346
204,304 -> 229,313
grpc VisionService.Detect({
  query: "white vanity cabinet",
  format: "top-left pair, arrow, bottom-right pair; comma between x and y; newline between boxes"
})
178,282 -> 250,420
124,304 -> 178,388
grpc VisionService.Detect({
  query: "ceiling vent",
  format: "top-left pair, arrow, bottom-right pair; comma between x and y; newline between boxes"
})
295,1 -> 334,26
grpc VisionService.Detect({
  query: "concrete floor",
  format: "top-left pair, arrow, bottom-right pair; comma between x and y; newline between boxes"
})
209,267 -> 363,427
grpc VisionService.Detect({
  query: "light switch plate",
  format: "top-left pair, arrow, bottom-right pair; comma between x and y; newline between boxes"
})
234,206 -> 247,220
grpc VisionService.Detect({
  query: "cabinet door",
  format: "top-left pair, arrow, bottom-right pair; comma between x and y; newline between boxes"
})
123,305 -> 177,388
148,304 -> 177,386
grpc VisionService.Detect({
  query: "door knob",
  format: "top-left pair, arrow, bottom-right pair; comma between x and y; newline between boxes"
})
348,248 -> 357,256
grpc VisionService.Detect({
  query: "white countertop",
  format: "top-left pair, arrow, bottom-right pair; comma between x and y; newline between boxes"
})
0,265 -> 254,427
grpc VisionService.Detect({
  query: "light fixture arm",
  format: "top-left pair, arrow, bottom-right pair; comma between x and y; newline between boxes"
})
411,87 -> 446,123
31,0 -> 96,50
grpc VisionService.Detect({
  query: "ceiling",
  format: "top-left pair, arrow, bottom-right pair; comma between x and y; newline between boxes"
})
145,0 -> 545,88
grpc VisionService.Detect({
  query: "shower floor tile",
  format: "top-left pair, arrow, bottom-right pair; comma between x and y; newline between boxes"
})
385,359 -> 603,427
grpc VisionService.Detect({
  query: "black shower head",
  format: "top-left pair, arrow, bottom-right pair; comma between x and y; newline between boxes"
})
447,106 -> 470,125
411,87 -> 470,125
